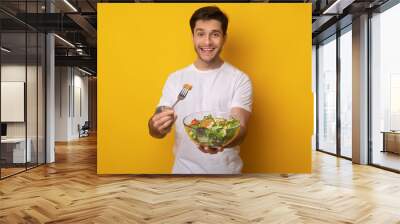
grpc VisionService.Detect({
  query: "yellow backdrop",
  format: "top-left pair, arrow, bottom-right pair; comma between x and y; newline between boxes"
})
98,3 -> 312,174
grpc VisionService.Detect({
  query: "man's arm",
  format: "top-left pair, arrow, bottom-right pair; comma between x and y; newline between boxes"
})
224,107 -> 251,148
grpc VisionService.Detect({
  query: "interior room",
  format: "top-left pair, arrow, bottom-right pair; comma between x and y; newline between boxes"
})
0,0 -> 399,223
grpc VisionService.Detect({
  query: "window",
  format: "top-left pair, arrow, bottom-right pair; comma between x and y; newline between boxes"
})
371,2 -> 400,171
317,36 -> 337,154
340,28 -> 352,158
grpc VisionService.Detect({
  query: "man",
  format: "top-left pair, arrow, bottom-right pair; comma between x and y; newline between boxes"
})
148,6 -> 252,174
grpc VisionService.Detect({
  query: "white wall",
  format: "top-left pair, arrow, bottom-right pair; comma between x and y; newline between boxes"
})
1,63 -> 46,164
1,65 -> 26,134
55,67 -> 89,141
1,65 -> 39,137
73,72 -> 89,138
55,67 -> 70,141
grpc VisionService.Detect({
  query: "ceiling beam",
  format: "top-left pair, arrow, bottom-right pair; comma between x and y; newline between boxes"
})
55,55 -> 96,71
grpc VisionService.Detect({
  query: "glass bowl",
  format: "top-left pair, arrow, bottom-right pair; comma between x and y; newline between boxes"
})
183,111 -> 240,148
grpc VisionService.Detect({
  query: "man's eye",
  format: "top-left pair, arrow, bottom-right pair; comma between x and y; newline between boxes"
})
213,33 -> 220,37
197,33 -> 204,37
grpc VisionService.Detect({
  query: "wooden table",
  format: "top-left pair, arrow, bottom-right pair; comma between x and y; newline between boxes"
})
381,131 -> 400,154
1,138 -> 32,164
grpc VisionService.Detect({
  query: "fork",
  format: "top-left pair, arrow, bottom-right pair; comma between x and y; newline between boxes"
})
171,84 -> 192,109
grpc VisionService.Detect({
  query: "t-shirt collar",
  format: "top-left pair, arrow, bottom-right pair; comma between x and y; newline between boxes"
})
192,62 -> 226,74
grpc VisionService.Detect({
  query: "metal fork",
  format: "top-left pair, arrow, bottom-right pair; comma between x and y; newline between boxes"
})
171,84 -> 192,109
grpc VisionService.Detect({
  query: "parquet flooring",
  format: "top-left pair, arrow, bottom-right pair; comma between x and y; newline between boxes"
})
1,134 -> 399,223
1,167 -> 25,178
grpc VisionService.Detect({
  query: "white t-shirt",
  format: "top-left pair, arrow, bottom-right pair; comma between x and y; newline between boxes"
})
157,62 -> 252,174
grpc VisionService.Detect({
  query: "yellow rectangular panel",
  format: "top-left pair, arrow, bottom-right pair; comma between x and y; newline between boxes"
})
98,3 -> 312,174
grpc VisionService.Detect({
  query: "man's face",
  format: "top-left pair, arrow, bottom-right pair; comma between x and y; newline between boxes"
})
192,19 -> 225,64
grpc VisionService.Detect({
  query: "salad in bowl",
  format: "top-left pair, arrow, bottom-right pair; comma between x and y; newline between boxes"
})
183,111 -> 240,148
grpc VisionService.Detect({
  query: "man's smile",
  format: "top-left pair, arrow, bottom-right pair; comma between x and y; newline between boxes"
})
199,47 -> 216,53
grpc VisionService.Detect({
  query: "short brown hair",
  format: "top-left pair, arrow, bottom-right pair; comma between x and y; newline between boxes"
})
190,6 -> 228,35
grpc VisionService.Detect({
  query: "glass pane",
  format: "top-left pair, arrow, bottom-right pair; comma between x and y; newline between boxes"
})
27,31 -> 38,169
0,1 -> 46,178
312,45 -> 317,151
38,32 -> 45,165
371,3 -> 400,171
26,0 -> 39,170
318,36 -> 337,154
340,29 -> 352,158
1,31 -> 27,178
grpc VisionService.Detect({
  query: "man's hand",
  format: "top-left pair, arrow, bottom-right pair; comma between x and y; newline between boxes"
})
223,107 -> 251,148
197,145 -> 224,154
196,107 -> 251,154
148,107 -> 177,138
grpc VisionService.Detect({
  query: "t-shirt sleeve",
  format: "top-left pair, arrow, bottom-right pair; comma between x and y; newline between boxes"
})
231,74 -> 253,112
157,74 -> 177,108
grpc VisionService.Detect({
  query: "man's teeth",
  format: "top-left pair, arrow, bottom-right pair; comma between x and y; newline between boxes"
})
201,48 -> 214,51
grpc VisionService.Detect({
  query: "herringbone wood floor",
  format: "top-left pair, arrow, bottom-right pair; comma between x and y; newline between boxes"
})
1,134 -> 400,224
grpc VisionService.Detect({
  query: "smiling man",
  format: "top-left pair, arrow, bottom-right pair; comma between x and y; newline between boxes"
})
148,6 -> 253,174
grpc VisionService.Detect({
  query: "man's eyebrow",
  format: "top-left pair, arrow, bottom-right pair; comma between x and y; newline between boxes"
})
194,28 -> 222,33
